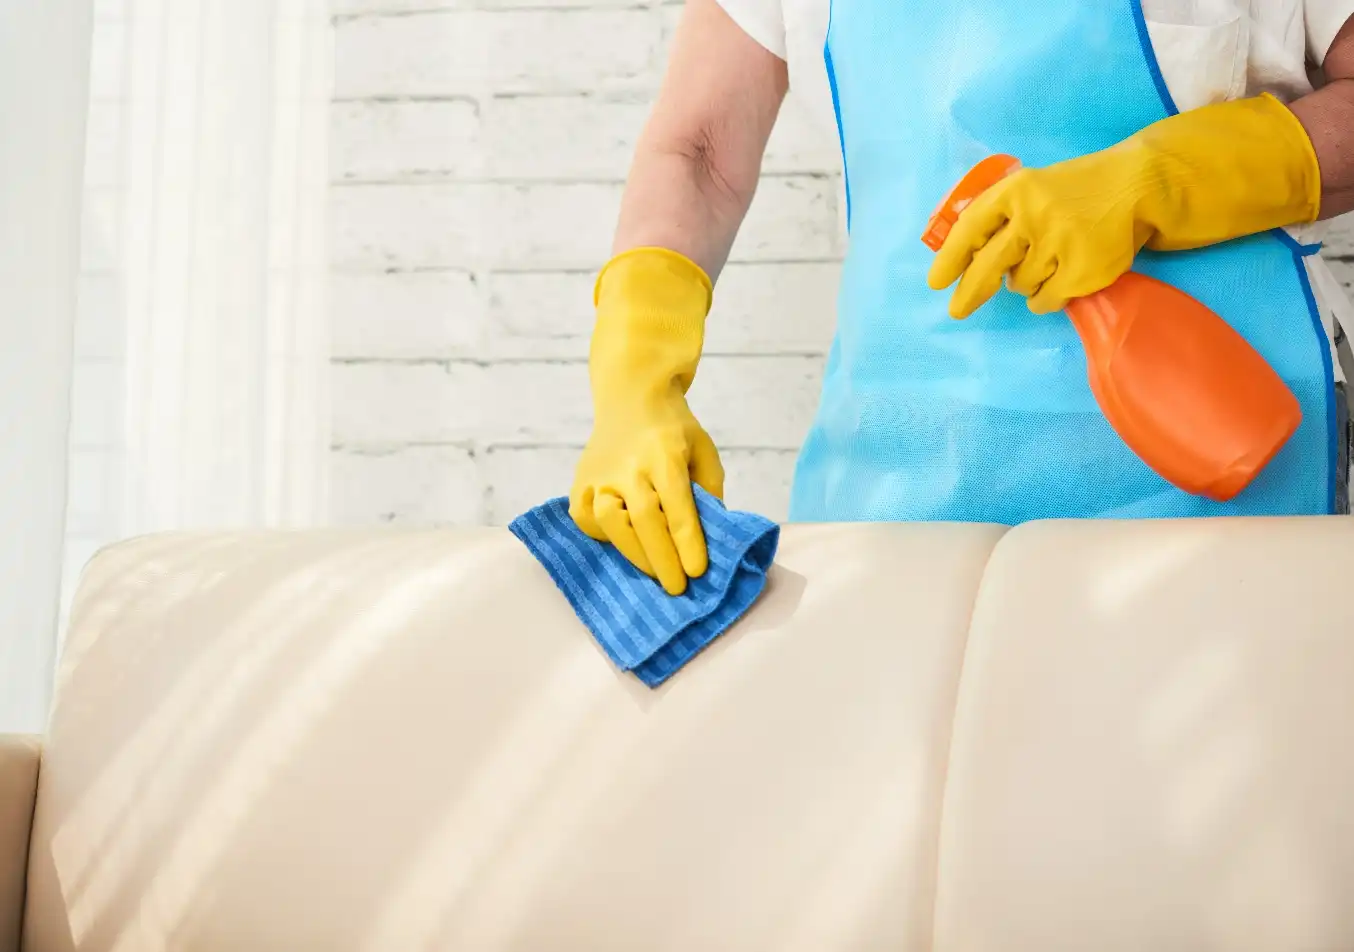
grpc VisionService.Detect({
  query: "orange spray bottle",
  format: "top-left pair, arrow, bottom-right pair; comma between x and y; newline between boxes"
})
922,154 -> 1302,503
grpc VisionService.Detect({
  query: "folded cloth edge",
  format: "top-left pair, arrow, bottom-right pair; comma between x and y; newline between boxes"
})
509,487 -> 779,684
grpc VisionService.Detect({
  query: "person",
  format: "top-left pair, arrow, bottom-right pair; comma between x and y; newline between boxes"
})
569,0 -> 1354,595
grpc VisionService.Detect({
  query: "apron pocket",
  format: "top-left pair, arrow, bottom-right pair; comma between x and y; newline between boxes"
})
1139,2 -> 1247,111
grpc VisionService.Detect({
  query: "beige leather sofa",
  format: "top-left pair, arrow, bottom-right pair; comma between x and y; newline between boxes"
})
2,518 -> 1353,951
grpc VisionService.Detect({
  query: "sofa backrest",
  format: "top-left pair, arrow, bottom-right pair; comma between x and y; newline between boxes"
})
20,518 -> 1354,952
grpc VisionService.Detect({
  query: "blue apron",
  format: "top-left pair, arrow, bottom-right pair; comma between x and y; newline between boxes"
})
788,0 -> 1338,524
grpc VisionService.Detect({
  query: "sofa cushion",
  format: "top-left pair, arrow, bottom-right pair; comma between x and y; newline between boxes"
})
933,518 -> 1354,952
23,523 -> 1001,952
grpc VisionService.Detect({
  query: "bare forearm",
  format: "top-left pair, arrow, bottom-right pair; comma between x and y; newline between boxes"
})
608,0 -> 787,281
612,142 -> 754,280
1291,17 -> 1354,219
1291,79 -> 1354,219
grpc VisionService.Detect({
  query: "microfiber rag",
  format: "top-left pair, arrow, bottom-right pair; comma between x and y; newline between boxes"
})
509,486 -> 779,687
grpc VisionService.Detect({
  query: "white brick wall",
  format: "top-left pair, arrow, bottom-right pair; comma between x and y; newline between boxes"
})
328,0 -> 1354,528
328,0 -> 843,526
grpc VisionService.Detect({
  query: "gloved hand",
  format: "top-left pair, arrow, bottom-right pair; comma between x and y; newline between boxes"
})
570,247 -> 724,596
928,93 -> 1323,318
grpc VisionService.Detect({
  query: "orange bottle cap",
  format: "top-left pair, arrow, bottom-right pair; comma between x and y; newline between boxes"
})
921,154 -> 1021,251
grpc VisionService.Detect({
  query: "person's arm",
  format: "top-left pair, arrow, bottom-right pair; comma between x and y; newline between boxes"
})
1291,14 -> 1354,218
612,0 -> 788,278
569,0 -> 787,595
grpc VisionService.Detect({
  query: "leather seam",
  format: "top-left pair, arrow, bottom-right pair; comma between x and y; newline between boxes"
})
924,525 -> 1010,948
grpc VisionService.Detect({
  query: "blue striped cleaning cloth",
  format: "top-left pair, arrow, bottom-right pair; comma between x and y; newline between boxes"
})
509,486 -> 779,687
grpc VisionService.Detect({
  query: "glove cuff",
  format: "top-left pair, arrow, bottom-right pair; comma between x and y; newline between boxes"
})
594,247 -> 713,318
590,248 -> 713,401
1254,92 -> 1323,224
1136,93 -> 1323,249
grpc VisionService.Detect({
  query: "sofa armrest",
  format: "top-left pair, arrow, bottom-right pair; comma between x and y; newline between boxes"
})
0,737 -> 39,952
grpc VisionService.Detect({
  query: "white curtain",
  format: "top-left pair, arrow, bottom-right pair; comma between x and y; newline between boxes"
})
1,0 -> 333,733
0,0 -> 93,734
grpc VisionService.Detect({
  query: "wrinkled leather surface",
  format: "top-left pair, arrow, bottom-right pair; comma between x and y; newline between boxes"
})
17,517 -> 1354,951
23,525 -> 999,952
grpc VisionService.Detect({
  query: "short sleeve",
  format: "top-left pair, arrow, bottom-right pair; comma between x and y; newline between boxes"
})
1306,0 -> 1354,65
714,0 -> 788,59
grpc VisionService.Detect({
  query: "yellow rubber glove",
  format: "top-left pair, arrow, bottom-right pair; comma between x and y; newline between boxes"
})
570,247 -> 724,596
928,93 -> 1323,318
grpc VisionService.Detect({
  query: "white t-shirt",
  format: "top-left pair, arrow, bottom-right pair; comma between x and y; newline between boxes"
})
718,0 -> 1354,381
